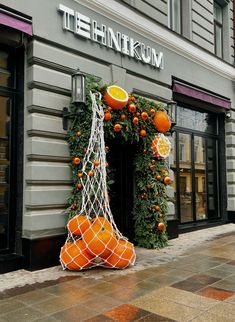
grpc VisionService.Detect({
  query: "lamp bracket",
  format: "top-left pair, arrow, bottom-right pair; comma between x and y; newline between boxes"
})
62,106 -> 83,131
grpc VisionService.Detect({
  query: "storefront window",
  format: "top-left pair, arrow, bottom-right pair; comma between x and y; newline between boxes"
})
0,49 -> 12,87
176,106 -> 218,134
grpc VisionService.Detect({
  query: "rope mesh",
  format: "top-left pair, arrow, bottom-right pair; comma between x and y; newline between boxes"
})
60,92 -> 136,270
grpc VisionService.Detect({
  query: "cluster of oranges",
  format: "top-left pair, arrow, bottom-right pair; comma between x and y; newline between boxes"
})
103,85 -> 171,138
60,215 -> 136,271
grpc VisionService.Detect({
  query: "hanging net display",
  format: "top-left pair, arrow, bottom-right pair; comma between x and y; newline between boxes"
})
60,92 -> 136,270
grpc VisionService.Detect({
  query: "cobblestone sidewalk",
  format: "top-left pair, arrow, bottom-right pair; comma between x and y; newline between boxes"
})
0,223 -> 234,292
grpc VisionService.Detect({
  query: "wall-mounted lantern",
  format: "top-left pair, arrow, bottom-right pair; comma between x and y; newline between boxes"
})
62,69 -> 86,130
167,100 -> 177,133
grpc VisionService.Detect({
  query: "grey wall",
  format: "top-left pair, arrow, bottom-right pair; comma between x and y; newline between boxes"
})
122,0 -> 234,64
1,0 -> 234,237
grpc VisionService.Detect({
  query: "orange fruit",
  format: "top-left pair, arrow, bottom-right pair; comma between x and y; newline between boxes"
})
77,172 -> 83,178
128,104 -> 136,113
72,157 -> 81,165
150,108 -> 155,115
120,114 -> 126,121
82,221 -> 118,258
93,160 -> 100,167
155,205 -> 160,211
76,183 -> 82,190
76,131 -> 81,137
104,240 -> 136,268
60,241 -> 94,270
88,170 -> 94,177
153,110 -> 171,133
157,222 -> 165,232
163,176 -> 172,185
156,175 -> 161,181
151,134 -> 171,159
104,112 -> 112,121
92,216 -> 113,232
113,124 -> 122,132
103,85 -> 128,110
132,117 -> 139,125
67,215 -> 91,236
141,112 -> 148,121
140,129 -> 147,137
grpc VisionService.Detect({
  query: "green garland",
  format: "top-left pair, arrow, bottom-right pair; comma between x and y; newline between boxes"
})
66,75 -> 171,249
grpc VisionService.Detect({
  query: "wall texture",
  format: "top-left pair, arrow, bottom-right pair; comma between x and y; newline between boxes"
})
1,0 -> 234,239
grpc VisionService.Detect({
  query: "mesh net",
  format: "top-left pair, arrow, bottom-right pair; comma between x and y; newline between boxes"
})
60,92 -> 136,270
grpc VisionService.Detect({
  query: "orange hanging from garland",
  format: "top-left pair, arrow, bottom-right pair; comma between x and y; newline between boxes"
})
103,85 -> 129,110
151,134 -> 171,159
153,110 -> 171,133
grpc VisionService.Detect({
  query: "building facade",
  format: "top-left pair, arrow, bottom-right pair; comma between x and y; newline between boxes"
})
0,0 -> 234,272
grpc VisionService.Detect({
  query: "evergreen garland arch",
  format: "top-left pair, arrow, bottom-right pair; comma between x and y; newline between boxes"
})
66,76 -> 172,249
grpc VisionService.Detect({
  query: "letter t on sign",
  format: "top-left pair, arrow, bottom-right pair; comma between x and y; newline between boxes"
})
58,4 -> 74,31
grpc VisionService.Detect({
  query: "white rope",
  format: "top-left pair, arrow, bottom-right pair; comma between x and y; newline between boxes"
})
60,92 -> 136,270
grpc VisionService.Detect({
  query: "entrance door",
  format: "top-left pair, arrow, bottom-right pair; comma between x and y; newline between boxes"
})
107,141 -> 135,241
172,105 -> 221,225
0,45 -> 23,257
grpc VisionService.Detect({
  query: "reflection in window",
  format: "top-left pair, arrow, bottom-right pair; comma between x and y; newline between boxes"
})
179,143 -> 184,161
169,0 -> 181,34
176,106 -> 217,134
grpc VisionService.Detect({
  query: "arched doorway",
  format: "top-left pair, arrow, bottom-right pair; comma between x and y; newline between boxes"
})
107,140 -> 136,241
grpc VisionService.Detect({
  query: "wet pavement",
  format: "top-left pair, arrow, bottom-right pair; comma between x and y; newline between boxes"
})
0,224 -> 235,321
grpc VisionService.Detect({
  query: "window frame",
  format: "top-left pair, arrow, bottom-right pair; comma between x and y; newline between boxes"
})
214,1 -> 223,58
168,0 -> 182,35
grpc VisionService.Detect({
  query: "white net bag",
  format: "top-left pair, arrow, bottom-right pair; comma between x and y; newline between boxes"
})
60,92 -> 136,270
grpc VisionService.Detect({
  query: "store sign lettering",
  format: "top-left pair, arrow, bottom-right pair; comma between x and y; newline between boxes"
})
58,4 -> 164,69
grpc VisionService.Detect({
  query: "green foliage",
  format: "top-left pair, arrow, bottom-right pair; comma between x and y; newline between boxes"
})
66,75 -> 170,248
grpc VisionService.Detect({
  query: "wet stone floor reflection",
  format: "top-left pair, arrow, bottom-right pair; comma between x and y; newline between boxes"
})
0,231 -> 235,321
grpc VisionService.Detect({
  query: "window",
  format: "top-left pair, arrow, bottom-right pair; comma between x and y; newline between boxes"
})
214,1 -> 223,58
179,143 -> 184,161
169,0 -> 182,34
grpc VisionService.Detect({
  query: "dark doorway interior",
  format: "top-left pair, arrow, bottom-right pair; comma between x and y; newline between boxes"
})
107,140 -> 136,242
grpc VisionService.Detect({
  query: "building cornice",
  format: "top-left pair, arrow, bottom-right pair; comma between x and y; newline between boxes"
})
75,0 -> 235,81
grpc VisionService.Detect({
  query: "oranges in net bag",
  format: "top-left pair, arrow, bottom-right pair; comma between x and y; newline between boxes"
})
151,134 -> 171,159
60,91 -> 136,271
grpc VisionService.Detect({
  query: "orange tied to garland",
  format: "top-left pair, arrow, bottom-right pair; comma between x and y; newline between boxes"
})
103,85 -> 129,110
153,110 -> 171,133
151,134 -> 171,159
60,91 -> 136,271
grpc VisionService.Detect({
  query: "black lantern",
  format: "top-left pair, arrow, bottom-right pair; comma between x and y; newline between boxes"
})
167,100 -> 177,133
71,69 -> 86,105
62,69 -> 86,130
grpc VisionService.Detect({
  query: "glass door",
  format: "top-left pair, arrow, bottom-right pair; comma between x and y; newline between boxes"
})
178,133 -> 193,223
0,96 -> 11,250
176,132 -> 219,224
194,136 -> 207,221
0,44 -> 23,254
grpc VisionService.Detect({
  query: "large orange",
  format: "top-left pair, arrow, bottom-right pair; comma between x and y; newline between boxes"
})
151,134 -> 171,159
82,221 -> 118,258
92,216 -> 113,232
60,241 -> 94,270
67,215 -> 91,236
104,239 -> 136,269
153,110 -> 171,133
103,85 -> 128,110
